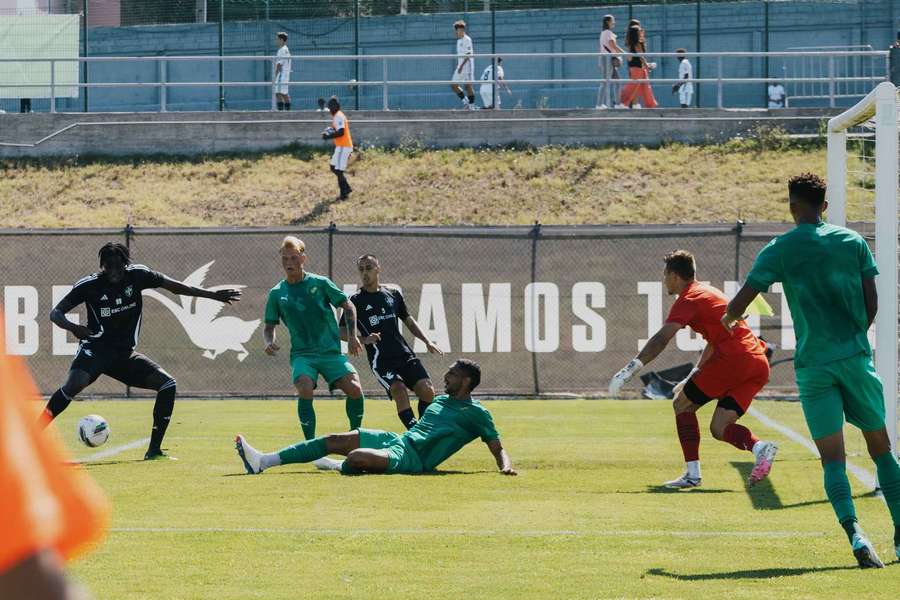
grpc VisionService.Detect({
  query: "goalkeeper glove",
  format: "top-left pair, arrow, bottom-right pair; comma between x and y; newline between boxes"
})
608,358 -> 643,397
672,367 -> 699,399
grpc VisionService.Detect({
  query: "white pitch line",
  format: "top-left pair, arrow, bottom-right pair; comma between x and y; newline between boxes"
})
748,407 -> 878,491
78,437 -> 150,462
109,527 -> 827,538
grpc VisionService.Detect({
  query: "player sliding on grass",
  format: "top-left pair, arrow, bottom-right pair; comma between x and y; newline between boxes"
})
344,254 -> 443,430
725,173 -> 900,569
44,243 -> 241,460
235,359 -> 516,476
264,236 -> 365,440
608,250 -> 777,488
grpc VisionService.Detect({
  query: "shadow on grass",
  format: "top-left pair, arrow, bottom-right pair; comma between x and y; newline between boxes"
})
290,194 -> 346,226
221,469 -> 488,478
631,485 -> 734,494
79,459 -> 145,467
732,460 -> 881,510
645,565 -> 858,581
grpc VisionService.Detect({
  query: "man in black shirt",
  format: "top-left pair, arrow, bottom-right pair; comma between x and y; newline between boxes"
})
45,243 -> 241,459
344,254 -> 443,429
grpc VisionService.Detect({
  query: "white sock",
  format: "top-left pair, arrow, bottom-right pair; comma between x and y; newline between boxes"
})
751,440 -> 765,458
686,460 -> 701,479
260,452 -> 282,470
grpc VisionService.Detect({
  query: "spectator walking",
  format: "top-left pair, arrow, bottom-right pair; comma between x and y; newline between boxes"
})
479,58 -> 511,109
672,48 -> 693,108
619,25 -> 658,109
450,20 -> 476,110
596,14 -> 626,109
768,81 -> 786,108
322,97 -> 353,200
274,32 -> 292,111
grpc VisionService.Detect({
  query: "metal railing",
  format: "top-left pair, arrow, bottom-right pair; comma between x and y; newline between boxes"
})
0,50 -> 889,113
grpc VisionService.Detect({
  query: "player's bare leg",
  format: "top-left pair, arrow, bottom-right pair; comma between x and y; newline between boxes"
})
814,431 -> 884,568
235,430 -> 362,475
343,448 -> 391,474
709,406 -> 777,486
332,372 -> 365,431
412,378 -> 435,418
665,391 -> 702,488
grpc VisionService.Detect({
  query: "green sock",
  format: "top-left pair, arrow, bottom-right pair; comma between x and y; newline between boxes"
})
277,436 -> 327,465
823,461 -> 857,536
298,398 -> 316,440
345,395 -> 364,430
873,451 -> 900,530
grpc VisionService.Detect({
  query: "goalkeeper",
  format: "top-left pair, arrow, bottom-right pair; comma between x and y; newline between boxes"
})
608,250 -> 777,489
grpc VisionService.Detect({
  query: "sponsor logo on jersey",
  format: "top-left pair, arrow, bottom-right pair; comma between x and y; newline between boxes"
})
100,307 -> 111,317
100,294 -> 108,301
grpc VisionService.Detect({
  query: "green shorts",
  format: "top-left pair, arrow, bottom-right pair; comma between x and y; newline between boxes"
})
291,353 -> 356,388
796,352 -> 886,440
357,428 -> 423,474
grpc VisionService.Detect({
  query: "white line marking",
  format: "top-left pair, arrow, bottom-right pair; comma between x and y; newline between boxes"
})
748,407 -> 879,491
109,527 -> 828,538
78,437 -> 150,462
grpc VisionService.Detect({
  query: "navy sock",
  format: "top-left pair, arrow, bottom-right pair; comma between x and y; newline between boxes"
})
149,380 -> 176,450
44,388 -> 73,421
398,408 -> 417,430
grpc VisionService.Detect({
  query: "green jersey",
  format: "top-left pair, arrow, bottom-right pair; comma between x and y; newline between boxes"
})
746,222 -> 878,368
264,272 -> 348,356
402,394 -> 500,471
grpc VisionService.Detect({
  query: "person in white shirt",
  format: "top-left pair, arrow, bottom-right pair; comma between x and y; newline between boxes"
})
672,48 -> 693,108
768,82 -> 786,108
597,14 -> 626,109
479,57 -> 511,109
451,20 -> 476,110
274,32 -> 292,111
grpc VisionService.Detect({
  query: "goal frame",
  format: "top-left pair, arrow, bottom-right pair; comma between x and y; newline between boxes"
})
826,80 -> 898,454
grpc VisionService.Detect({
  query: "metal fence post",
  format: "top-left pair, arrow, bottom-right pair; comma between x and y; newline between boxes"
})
828,55 -> 835,108
734,219 -> 744,280
50,59 -> 56,114
218,0 -> 225,111
382,58 -> 388,110
327,221 -> 336,280
82,5 -> 88,112
716,55 -> 723,108
530,221 -> 542,396
354,0 -> 360,111
159,57 -> 167,113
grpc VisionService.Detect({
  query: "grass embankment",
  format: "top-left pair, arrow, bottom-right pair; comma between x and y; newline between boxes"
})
1,138 -> 860,229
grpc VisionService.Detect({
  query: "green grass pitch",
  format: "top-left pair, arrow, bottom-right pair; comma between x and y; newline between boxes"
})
54,399 -> 897,599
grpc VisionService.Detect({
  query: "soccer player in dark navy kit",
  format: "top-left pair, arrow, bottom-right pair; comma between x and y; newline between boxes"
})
344,255 -> 443,429
44,243 -> 241,460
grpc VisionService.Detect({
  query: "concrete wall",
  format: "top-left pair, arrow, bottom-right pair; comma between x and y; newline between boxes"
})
0,108 -> 836,158
0,0 -> 895,114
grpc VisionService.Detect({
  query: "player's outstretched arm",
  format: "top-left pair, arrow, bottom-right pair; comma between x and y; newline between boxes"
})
722,283 -> 759,331
403,316 -> 444,354
339,301 -> 363,356
609,322 -> 680,397
487,438 -> 516,476
158,276 -> 241,304
49,296 -> 92,340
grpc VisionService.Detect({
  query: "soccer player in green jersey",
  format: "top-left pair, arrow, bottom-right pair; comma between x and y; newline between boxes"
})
264,236 -> 365,439
725,173 -> 900,568
234,359 -> 516,476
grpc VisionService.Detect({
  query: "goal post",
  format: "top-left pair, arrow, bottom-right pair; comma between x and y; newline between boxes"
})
826,80 -> 899,455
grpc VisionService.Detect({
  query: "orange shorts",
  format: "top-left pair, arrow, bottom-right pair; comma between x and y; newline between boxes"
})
683,351 -> 770,416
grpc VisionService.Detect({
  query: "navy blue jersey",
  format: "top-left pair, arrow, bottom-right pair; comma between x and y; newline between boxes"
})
61,264 -> 165,351
350,286 -> 415,365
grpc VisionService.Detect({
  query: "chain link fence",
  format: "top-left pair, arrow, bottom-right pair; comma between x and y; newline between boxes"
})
1,223 -> 804,398
0,0 -> 891,112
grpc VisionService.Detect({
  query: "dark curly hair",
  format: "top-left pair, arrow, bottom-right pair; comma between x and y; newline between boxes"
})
98,242 -> 131,267
663,250 -> 696,280
788,172 -> 827,207
454,359 -> 482,392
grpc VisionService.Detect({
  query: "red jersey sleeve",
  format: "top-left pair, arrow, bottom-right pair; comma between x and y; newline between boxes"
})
666,294 -> 697,327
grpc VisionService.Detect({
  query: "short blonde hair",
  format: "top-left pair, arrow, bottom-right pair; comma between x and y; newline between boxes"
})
281,236 -> 305,253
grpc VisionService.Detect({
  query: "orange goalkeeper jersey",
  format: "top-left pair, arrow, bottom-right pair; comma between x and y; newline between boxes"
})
0,314 -> 109,573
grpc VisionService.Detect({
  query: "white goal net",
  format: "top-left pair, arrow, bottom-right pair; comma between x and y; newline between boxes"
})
827,80 -> 899,455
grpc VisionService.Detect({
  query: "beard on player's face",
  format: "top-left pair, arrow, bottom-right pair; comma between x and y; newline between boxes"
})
101,261 -> 126,284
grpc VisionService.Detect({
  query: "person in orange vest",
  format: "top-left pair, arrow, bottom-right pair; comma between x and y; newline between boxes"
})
0,314 -> 109,600
322,96 -> 353,200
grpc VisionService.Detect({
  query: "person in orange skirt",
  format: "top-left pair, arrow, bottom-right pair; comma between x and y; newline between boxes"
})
619,24 -> 658,109
0,314 -> 109,599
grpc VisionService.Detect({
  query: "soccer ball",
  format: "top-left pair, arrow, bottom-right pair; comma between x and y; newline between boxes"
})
78,415 -> 110,447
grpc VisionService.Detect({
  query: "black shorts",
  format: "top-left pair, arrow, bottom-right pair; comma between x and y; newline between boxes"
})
71,345 -> 172,390
370,356 -> 430,396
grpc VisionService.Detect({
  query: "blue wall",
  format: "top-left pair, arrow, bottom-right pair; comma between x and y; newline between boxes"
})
3,0 -> 898,113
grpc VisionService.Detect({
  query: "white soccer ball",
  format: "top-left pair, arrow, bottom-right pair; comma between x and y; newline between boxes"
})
78,415 -> 110,447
